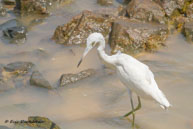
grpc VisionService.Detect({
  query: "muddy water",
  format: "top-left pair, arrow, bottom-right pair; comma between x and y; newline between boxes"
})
0,0 -> 193,129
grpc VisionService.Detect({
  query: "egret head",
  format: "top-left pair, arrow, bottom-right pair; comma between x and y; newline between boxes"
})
77,33 -> 102,67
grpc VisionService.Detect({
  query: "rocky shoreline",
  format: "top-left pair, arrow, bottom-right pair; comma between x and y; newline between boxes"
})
0,0 -> 192,128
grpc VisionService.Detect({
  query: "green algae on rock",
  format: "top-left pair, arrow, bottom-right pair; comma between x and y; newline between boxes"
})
52,10 -> 114,45
109,17 -> 168,54
14,116 -> 60,129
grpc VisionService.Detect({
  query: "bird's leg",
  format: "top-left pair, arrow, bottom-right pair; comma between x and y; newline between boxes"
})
123,96 -> 141,117
124,90 -> 135,126
130,92 -> 135,127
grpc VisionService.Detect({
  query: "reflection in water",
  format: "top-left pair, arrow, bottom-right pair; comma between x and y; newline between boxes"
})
0,0 -> 193,129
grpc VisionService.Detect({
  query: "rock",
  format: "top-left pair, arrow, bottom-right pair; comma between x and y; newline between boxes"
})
0,62 -> 35,92
109,17 -> 168,54
3,26 -> 27,44
165,0 -> 193,33
52,10 -> 114,45
186,1 -> 193,19
0,4 -> 7,16
2,0 -> 16,5
126,0 -> 166,24
14,0 -> 50,15
14,116 -> 61,129
0,62 -> 55,92
28,18 -> 44,27
116,0 -> 131,4
30,71 -> 52,89
14,0 -> 72,15
0,19 -> 21,30
169,15 -> 190,32
157,0 -> 180,17
0,64 -> 15,92
59,69 -> 95,87
183,21 -> 193,43
0,125 -> 11,129
93,6 -> 126,17
153,0 -> 188,17
4,61 -> 35,75
97,0 -> 113,6
32,48 -> 49,58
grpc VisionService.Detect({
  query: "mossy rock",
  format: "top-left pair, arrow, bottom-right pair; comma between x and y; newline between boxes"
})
14,116 -> 60,129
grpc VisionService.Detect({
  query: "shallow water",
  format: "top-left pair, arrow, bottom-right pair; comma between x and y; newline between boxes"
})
0,0 -> 193,129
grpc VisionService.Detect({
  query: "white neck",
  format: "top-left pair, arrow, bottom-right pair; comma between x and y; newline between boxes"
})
97,38 -> 115,65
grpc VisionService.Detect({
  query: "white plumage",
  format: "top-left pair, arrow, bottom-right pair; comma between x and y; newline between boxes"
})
77,32 -> 171,125
115,53 -> 170,109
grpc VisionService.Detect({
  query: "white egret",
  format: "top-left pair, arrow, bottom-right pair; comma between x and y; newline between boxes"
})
77,32 -> 171,126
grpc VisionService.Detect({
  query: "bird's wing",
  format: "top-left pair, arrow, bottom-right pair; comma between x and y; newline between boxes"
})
117,53 -> 154,85
144,66 -> 154,84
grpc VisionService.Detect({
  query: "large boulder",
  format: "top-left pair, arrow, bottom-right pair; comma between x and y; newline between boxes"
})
126,0 -> 166,24
59,69 -> 95,87
109,17 -> 168,54
14,116 -> 61,129
183,21 -> 193,43
52,10 -> 114,45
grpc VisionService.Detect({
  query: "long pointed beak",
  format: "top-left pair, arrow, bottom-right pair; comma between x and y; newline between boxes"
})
77,47 -> 92,68
77,58 -> 83,68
